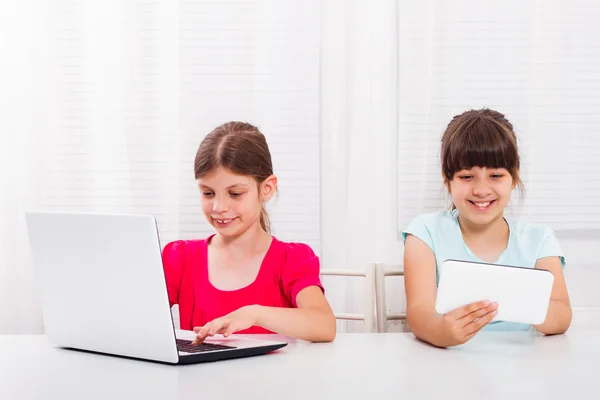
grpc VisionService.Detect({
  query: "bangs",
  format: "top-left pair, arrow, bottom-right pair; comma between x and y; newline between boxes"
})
442,116 -> 519,181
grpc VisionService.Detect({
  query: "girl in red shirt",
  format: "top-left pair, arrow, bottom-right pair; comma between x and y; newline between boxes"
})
162,121 -> 336,344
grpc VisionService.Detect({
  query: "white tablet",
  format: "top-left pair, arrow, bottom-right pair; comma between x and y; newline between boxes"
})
435,259 -> 554,325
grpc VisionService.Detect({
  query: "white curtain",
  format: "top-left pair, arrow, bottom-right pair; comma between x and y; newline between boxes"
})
0,0 -> 183,334
0,0 -> 321,334
0,0 -> 43,333
320,0 -> 404,331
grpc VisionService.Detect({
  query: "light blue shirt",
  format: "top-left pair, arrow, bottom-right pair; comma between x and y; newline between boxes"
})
402,209 -> 565,331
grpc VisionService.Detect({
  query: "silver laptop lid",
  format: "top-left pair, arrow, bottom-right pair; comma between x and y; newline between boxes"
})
25,211 -> 179,363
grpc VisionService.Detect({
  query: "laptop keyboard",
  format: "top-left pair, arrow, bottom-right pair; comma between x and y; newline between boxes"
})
176,338 -> 236,353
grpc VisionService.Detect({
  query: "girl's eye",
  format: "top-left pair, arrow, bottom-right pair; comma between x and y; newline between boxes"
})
459,175 -> 473,180
491,174 -> 504,179
202,192 -> 214,197
229,192 -> 243,197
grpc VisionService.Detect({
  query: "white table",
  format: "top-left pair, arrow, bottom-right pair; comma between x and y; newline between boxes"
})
0,331 -> 597,400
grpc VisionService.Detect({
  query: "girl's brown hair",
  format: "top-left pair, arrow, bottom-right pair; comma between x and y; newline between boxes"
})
194,121 -> 274,233
441,108 -> 523,193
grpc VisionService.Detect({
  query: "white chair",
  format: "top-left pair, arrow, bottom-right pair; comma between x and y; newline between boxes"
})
374,263 -> 407,333
320,264 -> 376,333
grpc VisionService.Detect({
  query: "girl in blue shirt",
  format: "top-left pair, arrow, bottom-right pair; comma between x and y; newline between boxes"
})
402,108 -> 572,347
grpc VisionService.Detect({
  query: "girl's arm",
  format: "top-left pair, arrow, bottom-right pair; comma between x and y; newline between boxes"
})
532,256 -> 572,334
404,234 -> 448,345
252,286 -> 337,342
193,286 -> 336,343
404,234 -> 497,348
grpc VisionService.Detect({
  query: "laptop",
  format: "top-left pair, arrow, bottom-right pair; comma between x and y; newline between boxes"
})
24,211 -> 287,365
435,259 -> 554,325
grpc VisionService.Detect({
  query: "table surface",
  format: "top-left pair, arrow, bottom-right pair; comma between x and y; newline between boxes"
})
0,330 -> 597,400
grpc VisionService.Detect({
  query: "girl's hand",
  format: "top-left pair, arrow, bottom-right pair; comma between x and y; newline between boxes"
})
439,300 -> 498,346
192,305 -> 259,345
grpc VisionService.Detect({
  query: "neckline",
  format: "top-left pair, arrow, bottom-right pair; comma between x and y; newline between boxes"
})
451,209 -> 512,264
204,233 -> 276,293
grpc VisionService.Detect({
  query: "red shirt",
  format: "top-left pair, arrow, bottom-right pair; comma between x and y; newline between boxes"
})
162,235 -> 324,334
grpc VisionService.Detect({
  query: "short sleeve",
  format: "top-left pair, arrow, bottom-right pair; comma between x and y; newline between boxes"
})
537,230 -> 566,269
161,240 -> 186,307
280,244 -> 325,308
402,215 -> 435,252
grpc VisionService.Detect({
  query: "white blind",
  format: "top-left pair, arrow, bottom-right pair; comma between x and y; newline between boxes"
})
38,0 -> 321,253
397,0 -> 600,234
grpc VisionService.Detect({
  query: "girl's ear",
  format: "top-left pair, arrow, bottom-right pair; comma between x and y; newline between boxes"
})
260,175 -> 278,202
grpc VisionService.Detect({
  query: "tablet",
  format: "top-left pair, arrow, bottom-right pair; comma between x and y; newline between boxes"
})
435,259 -> 554,325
